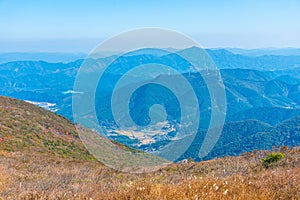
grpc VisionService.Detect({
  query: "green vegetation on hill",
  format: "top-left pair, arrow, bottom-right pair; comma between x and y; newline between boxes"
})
0,96 -> 170,172
179,117 -> 300,161
0,96 -> 93,160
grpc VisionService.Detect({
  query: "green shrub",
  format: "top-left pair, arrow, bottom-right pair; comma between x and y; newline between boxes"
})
261,152 -> 284,168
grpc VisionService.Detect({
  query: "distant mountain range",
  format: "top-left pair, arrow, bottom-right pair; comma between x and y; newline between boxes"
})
0,52 -> 87,64
225,47 -> 300,57
1,47 -> 300,161
2,47 -> 300,64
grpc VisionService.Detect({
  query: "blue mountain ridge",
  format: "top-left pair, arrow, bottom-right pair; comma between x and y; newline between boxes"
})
1,47 -> 300,160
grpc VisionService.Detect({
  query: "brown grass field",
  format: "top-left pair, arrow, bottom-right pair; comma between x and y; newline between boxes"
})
0,146 -> 299,200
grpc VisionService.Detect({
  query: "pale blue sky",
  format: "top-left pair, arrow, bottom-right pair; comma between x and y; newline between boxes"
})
0,0 -> 300,52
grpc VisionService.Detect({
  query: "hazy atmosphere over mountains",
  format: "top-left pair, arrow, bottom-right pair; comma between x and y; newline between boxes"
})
1,47 -> 300,162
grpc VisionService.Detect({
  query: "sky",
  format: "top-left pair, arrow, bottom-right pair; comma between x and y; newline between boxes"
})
0,0 -> 300,52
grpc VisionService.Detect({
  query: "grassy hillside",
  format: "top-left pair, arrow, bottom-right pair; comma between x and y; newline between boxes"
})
0,146 -> 299,199
0,96 -> 93,160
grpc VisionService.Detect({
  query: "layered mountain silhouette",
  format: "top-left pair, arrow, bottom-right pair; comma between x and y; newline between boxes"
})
1,47 -> 300,161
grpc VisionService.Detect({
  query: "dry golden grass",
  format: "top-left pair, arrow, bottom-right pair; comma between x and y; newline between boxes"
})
0,147 -> 299,200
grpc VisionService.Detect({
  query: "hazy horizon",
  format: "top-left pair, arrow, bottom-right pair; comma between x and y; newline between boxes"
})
1,46 -> 300,54
1,0 -> 300,52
